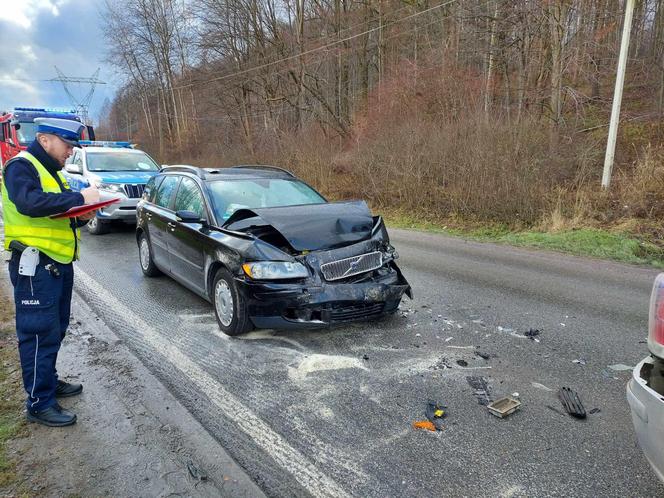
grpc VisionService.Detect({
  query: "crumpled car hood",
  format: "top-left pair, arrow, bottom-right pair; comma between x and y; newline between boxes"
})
222,201 -> 375,252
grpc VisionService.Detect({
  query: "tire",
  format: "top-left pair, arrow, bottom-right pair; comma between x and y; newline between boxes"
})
87,216 -> 110,235
212,267 -> 253,336
138,232 -> 161,277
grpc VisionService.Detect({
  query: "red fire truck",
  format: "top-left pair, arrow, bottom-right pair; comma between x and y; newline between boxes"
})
0,107 -> 95,167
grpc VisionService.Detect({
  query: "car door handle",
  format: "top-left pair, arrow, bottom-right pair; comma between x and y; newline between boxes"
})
146,213 -> 152,220
168,222 -> 177,231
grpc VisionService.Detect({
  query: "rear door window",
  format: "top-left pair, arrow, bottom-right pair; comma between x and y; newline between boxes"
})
174,177 -> 206,220
154,175 -> 180,210
144,175 -> 164,202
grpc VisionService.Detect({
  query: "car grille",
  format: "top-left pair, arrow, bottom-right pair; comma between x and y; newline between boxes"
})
320,251 -> 383,281
124,184 -> 145,198
330,302 -> 385,322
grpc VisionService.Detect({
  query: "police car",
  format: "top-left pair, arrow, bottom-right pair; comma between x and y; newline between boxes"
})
63,141 -> 160,234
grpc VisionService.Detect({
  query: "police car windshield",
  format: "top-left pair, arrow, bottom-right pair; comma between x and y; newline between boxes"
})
207,179 -> 326,222
86,151 -> 159,172
16,122 -> 37,145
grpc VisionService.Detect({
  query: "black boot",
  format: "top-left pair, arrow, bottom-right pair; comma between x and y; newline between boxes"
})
56,380 -> 83,398
27,405 -> 77,427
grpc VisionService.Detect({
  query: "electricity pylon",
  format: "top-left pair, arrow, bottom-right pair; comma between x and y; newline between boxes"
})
51,67 -> 106,125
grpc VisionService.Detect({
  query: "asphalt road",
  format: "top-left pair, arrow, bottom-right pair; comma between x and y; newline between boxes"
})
72,223 -> 664,497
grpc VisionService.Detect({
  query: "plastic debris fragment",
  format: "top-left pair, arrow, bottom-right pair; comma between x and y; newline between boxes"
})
558,387 -> 586,419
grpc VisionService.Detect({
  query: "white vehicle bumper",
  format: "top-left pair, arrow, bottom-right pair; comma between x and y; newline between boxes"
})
627,356 -> 664,483
96,192 -> 140,221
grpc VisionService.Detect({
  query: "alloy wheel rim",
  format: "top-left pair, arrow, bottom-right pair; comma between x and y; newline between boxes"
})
88,217 -> 97,229
139,239 -> 150,270
215,280 -> 234,327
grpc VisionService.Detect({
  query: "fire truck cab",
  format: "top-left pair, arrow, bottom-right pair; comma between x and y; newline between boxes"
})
0,107 -> 94,167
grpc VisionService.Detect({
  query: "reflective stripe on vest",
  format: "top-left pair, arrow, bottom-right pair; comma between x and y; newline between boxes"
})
2,151 -> 80,263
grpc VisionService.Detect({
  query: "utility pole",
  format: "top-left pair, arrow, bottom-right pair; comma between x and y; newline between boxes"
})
602,0 -> 635,189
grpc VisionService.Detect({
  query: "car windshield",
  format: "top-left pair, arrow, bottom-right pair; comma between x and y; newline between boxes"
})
86,151 -> 159,172
207,178 -> 326,221
16,122 -> 37,145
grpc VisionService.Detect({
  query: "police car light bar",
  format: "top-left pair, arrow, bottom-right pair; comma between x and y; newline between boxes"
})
14,107 -> 77,114
79,140 -> 134,148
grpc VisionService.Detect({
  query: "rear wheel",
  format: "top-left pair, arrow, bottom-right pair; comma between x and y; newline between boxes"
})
138,232 -> 161,277
212,268 -> 252,336
87,216 -> 110,235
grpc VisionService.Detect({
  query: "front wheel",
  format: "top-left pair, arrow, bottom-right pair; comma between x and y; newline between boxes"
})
212,268 -> 253,336
138,232 -> 161,277
87,216 -> 110,235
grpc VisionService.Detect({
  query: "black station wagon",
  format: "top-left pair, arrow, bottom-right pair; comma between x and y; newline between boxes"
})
136,165 -> 412,335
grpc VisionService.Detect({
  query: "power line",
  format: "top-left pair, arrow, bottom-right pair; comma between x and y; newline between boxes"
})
174,0 -> 461,92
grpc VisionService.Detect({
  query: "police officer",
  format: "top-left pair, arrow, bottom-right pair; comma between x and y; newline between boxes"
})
2,117 -> 100,427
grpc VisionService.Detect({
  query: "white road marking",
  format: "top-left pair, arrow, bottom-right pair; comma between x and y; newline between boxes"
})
75,267 -> 353,498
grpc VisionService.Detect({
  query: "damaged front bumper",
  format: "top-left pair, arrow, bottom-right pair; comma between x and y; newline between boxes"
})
238,262 -> 411,330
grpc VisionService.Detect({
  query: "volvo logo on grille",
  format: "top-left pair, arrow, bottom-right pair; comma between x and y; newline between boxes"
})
349,259 -> 361,271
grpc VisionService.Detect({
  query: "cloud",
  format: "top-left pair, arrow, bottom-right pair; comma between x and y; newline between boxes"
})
0,0 -> 68,29
20,45 -> 38,61
0,0 -> 116,123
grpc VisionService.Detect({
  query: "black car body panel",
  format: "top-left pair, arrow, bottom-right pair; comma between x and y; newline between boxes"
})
136,166 -> 412,330
223,200 -> 375,251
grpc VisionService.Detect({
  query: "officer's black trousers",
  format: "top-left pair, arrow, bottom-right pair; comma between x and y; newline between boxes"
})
8,252 -> 73,412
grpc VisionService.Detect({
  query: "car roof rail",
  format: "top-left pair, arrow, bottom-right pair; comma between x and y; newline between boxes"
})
159,165 -> 207,179
230,165 -> 295,178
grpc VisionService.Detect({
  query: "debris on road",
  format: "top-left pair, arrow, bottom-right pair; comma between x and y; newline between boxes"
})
531,382 -> 553,392
456,359 -> 469,367
467,376 -> 492,406
474,351 -> 491,360
412,420 -> 437,432
558,387 -> 587,419
186,459 -> 208,481
572,359 -> 587,366
589,408 -> 601,415
425,401 -> 447,430
608,364 -> 634,371
362,354 -> 370,361
487,397 -> 521,418
524,329 -> 540,340
601,369 -> 619,380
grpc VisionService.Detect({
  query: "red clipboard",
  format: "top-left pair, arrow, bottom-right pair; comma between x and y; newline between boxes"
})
49,198 -> 121,219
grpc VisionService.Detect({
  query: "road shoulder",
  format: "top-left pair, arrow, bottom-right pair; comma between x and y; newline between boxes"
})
2,279 -> 265,497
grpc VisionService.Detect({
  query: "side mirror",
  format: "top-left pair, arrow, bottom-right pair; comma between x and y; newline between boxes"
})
175,210 -> 204,224
65,163 -> 82,174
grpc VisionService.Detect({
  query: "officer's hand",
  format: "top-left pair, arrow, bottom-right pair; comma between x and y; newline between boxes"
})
78,210 -> 97,221
81,186 -> 100,205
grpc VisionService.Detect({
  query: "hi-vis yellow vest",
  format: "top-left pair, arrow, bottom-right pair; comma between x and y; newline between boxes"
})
2,151 -> 80,264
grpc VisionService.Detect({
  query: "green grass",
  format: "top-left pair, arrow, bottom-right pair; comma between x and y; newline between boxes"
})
385,213 -> 664,268
0,291 -> 23,489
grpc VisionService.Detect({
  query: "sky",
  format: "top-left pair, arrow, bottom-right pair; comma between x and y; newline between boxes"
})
0,0 -> 120,125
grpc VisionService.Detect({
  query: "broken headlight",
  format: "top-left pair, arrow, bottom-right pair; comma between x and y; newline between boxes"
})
242,261 -> 309,280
